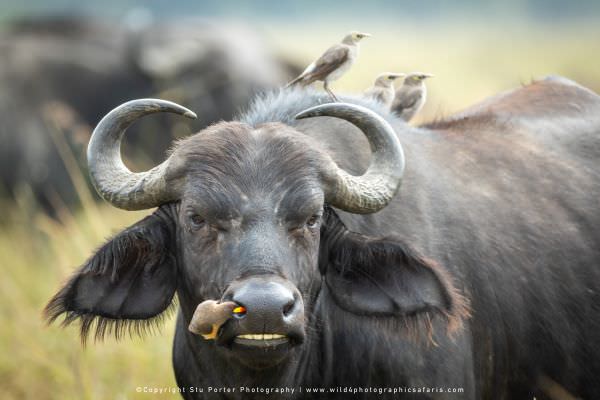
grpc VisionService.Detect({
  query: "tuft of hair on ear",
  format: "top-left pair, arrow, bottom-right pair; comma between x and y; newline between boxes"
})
394,254 -> 471,346
387,245 -> 472,339
44,295 -> 178,347
420,256 -> 471,337
43,214 -> 178,346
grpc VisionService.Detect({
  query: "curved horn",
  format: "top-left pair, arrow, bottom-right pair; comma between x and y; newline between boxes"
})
87,99 -> 197,210
295,103 -> 404,213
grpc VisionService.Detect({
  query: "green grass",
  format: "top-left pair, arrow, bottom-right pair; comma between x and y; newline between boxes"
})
0,21 -> 599,399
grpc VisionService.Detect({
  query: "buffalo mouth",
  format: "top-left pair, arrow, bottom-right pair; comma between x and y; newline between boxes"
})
217,326 -> 304,369
229,334 -> 294,369
234,333 -> 289,348
220,329 -> 304,349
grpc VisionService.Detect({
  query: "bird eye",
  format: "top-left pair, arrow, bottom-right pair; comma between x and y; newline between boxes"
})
189,214 -> 206,229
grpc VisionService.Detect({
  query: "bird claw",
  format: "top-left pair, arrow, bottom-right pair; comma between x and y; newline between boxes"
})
325,89 -> 339,102
200,325 -> 219,340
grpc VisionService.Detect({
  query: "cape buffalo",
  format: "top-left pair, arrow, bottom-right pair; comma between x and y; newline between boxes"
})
46,76 -> 600,399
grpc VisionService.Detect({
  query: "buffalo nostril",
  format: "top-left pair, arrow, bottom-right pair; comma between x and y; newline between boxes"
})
282,299 -> 295,317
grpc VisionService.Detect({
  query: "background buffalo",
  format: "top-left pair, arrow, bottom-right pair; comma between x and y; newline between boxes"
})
0,16 -> 298,213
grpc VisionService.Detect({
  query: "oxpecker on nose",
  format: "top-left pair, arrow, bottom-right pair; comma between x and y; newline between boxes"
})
188,300 -> 237,340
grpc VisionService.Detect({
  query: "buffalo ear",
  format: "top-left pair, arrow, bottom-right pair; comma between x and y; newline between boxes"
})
44,207 -> 177,344
319,208 -> 468,333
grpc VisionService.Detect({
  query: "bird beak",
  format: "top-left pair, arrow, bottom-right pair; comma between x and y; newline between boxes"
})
359,32 -> 372,39
422,73 -> 434,79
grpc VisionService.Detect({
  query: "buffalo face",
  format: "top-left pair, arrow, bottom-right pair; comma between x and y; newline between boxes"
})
173,122 -> 328,368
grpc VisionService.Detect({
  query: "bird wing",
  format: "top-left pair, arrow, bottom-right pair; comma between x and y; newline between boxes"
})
392,89 -> 421,112
294,45 -> 350,86
371,89 -> 388,104
285,65 -> 313,87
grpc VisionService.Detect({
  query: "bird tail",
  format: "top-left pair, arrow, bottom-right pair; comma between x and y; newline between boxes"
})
285,74 -> 305,88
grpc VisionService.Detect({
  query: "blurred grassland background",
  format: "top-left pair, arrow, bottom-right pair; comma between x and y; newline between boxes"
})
1,0 -> 599,399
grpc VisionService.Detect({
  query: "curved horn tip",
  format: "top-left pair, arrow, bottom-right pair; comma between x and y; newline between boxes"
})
294,102 -> 358,120
157,100 -> 197,119
136,98 -> 197,119
184,110 -> 198,119
294,109 -> 317,120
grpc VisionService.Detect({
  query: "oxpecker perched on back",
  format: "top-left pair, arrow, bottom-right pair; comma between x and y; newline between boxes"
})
286,31 -> 371,101
364,72 -> 406,108
392,72 -> 433,122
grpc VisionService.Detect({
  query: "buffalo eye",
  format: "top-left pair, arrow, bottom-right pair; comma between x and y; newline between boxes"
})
189,214 -> 207,230
305,213 -> 322,229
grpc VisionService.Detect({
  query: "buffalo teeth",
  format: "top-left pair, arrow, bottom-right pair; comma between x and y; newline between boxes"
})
237,334 -> 286,340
